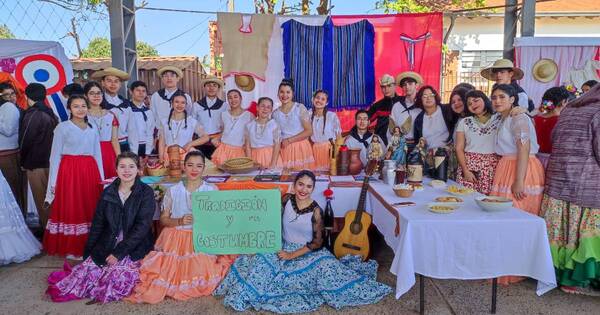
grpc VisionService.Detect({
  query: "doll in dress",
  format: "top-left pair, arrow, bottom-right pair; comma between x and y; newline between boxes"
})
386,127 -> 408,166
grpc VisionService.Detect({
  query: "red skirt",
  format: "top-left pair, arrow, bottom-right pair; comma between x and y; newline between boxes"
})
43,155 -> 102,257
100,141 -> 117,179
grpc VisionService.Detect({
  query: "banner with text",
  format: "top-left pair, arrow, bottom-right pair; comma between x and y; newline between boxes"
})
192,189 -> 282,255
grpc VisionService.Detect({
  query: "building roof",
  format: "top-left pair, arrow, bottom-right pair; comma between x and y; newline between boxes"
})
483,0 -> 600,13
71,56 -> 202,72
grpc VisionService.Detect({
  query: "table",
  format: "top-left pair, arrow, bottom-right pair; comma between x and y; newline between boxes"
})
368,180 -> 557,313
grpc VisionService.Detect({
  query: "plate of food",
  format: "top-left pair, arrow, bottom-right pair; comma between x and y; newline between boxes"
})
446,185 -> 475,196
475,196 -> 513,212
434,196 -> 464,206
429,179 -> 447,189
427,202 -> 459,214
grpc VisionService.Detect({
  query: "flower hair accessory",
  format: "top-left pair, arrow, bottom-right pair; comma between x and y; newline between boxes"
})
565,84 -> 577,93
540,100 -> 555,114
323,188 -> 334,200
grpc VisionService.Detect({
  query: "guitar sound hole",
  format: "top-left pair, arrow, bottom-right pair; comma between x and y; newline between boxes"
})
350,222 -> 363,235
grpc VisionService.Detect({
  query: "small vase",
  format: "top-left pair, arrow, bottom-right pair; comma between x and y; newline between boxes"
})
348,149 -> 363,175
337,149 -> 350,176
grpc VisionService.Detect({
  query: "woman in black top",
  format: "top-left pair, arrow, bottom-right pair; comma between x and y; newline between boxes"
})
47,152 -> 155,304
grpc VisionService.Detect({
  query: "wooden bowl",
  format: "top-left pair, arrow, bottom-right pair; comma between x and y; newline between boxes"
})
394,188 -> 414,198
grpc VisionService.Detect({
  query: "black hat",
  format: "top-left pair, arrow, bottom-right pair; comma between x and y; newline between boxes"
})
25,83 -> 46,102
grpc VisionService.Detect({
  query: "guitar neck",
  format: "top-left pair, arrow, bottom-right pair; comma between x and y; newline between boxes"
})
356,176 -> 370,215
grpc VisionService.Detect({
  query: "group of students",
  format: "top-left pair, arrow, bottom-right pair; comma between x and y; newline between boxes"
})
0,55 -> 599,306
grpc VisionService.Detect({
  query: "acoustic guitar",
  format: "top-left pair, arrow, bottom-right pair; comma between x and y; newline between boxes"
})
333,161 -> 377,261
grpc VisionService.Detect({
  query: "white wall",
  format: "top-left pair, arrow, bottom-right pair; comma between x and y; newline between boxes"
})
446,16 -> 600,51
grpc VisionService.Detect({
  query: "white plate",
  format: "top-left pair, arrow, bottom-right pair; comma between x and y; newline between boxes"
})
475,196 -> 513,212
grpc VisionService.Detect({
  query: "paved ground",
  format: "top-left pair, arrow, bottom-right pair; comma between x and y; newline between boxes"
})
1,233 -> 599,315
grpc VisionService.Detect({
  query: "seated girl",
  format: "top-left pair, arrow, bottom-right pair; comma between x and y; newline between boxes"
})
211,89 -> 254,166
215,170 -> 391,313
158,91 -> 210,167
47,152 -> 155,303
244,97 -> 283,169
126,151 -> 237,304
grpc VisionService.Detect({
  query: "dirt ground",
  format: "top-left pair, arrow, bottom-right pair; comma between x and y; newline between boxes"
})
1,233 -> 599,315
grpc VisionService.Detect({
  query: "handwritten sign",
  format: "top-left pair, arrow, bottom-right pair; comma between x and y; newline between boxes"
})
192,189 -> 282,254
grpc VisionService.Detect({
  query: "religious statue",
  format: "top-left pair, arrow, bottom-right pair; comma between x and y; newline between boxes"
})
368,134 -> 385,161
386,126 -> 408,167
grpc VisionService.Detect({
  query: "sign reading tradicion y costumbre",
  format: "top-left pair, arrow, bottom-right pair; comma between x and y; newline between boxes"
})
192,189 -> 282,255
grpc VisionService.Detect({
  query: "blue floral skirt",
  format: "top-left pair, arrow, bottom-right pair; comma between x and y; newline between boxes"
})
214,242 -> 392,313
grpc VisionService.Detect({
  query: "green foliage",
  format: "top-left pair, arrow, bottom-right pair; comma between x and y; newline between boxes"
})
376,0 -> 486,13
0,24 -> 15,39
81,37 -> 158,58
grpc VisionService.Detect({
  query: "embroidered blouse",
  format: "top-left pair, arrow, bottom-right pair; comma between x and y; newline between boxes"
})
150,89 -> 194,129
272,102 -> 310,139
455,115 -> 501,154
281,193 -> 323,251
245,119 -> 281,148
309,110 -> 341,143
159,116 -> 206,148
220,110 -> 254,147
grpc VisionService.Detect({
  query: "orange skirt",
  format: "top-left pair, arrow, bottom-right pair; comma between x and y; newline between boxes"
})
490,155 -> 545,285
280,139 -> 315,171
211,143 -> 245,166
251,146 -> 283,169
312,141 -> 332,172
125,227 -> 237,304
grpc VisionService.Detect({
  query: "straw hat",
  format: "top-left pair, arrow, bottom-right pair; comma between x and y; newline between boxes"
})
480,59 -> 524,81
234,74 -> 255,92
91,67 -> 130,81
395,71 -> 423,86
379,74 -> 395,86
201,75 -> 224,88
532,58 -> 558,83
157,66 -> 183,78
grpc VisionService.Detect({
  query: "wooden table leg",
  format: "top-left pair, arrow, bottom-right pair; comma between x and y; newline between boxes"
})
491,278 -> 498,314
420,274 -> 425,315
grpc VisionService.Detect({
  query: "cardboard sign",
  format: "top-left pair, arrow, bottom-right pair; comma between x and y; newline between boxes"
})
192,189 -> 282,254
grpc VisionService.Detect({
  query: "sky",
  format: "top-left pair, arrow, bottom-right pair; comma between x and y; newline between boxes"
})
1,0 -> 384,58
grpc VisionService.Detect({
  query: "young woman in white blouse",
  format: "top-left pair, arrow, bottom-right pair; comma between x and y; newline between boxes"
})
272,79 -> 314,170
84,81 -> 120,179
309,90 -> 342,172
44,95 -> 104,259
211,89 -> 254,166
244,97 -> 282,169
455,90 -> 502,195
158,91 -> 209,168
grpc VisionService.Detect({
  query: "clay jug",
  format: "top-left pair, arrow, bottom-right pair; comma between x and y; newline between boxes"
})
348,149 -> 363,175
337,145 -> 350,176
167,145 -> 183,178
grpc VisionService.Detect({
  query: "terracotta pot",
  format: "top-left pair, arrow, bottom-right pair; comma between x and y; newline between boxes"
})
348,149 -> 363,175
167,145 -> 182,178
337,149 -> 350,176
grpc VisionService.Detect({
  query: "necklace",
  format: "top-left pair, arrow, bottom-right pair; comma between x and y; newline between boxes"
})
255,119 -> 268,139
169,118 -> 185,144
88,110 -> 107,138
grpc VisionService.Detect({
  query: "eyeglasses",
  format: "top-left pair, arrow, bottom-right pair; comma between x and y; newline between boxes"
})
422,93 -> 435,98
1,92 -> 16,98
87,91 -> 103,96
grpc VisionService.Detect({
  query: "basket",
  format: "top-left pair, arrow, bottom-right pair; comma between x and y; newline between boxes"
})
394,188 -> 414,198
147,167 -> 167,177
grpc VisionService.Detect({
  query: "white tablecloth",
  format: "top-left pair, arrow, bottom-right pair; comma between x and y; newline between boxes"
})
368,181 -> 557,299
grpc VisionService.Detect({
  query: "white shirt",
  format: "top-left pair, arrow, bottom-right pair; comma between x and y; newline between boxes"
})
159,116 -> 205,147
309,110 -> 341,143
150,89 -> 194,129
0,102 -> 20,150
192,98 -> 229,135
88,111 -> 117,142
220,110 -> 254,147
46,120 -> 104,202
246,119 -> 281,148
495,113 -> 540,156
421,106 -> 449,149
455,115 -> 502,154
104,93 -> 131,141
272,103 -> 310,139
390,101 -> 422,140
344,131 -> 372,165
282,199 -> 314,244
162,181 -> 217,229
128,102 -> 156,155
